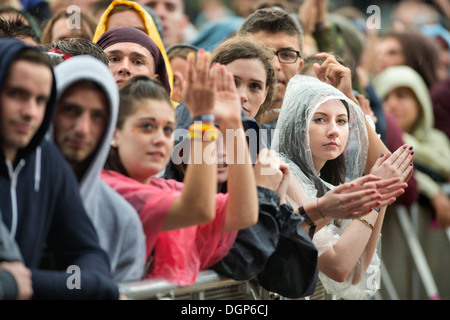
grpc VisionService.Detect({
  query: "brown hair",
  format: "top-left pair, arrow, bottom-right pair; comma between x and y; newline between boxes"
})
211,36 -> 276,124
16,47 -> 52,69
47,38 -> 109,65
237,8 -> 304,55
41,8 -> 97,44
382,29 -> 440,88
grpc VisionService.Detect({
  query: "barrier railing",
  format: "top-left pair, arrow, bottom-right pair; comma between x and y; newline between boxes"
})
119,197 -> 450,300
118,270 -> 263,300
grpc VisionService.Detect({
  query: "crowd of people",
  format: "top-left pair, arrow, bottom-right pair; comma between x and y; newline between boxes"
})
0,0 -> 449,300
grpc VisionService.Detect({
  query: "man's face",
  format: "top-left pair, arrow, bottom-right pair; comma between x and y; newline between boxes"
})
249,31 -> 303,108
0,60 -> 51,162
137,0 -> 188,47
53,84 -> 109,168
105,42 -> 157,87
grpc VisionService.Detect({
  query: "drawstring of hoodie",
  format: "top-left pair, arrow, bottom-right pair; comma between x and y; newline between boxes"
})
35,146 -> 41,192
6,158 -> 25,239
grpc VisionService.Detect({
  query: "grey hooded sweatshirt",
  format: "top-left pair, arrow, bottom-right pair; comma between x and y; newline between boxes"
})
53,55 -> 146,282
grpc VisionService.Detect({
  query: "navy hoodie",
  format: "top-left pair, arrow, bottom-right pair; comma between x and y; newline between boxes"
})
0,38 -> 119,299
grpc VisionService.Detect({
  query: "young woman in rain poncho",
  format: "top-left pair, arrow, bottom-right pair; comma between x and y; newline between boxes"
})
272,74 -> 413,299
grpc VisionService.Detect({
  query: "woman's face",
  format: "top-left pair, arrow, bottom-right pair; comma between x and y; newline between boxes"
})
225,58 -> 268,118
114,99 -> 175,184
375,37 -> 406,74
383,87 -> 420,133
308,99 -> 349,172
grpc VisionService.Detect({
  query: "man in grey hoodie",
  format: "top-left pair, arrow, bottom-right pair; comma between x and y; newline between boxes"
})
52,55 -> 146,282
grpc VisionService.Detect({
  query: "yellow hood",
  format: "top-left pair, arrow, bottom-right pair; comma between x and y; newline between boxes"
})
93,0 -> 173,97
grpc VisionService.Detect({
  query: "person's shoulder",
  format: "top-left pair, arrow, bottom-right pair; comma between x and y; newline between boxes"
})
39,139 -> 70,164
98,180 -> 139,214
150,176 -> 184,191
38,140 -> 80,184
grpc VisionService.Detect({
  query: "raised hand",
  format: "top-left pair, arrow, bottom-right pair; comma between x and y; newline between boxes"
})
210,62 -> 242,127
182,49 -> 215,117
362,177 -> 407,207
370,144 -> 415,183
313,52 -> 357,105
317,174 -> 384,219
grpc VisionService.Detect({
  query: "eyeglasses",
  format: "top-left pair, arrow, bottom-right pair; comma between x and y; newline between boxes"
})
274,49 -> 301,64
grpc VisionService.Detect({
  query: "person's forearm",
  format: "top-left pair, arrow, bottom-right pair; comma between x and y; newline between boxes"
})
302,200 -> 333,231
222,120 -> 258,231
318,209 -> 378,282
363,207 -> 385,269
167,123 -> 218,230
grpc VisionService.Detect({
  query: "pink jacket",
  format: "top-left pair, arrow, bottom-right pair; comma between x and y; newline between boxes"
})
100,170 -> 237,286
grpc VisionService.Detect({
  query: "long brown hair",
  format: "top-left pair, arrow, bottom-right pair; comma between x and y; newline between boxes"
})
382,29 -> 440,88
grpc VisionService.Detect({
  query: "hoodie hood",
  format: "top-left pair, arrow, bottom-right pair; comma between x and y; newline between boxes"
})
92,0 -> 173,94
373,65 -> 450,176
53,55 -> 119,203
373,65 -> 434,135
0,38 -> 57,165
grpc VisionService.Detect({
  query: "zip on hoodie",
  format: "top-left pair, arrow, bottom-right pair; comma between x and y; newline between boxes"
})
5,158 -> 26,239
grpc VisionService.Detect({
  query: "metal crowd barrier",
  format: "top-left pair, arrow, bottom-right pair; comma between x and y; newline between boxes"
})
380,182 -> 450,300
119,186 -> 450,300
118,270 -> 268,300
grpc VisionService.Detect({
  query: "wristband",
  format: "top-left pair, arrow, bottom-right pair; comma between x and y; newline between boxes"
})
191,114 -> 215,123
299,206 -> 316,239
188,123 -> 219,141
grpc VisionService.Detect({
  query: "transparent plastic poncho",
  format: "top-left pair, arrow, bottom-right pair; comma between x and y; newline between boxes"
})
272,75 -> 381,300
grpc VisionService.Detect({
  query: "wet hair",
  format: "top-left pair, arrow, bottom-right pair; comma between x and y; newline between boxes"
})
104,75 -> 173,175
211,36 -> 276,124
47,38 -> 109,65
8,17 -> 40,44
0,17 -> 15,38
237,8 -> 304,55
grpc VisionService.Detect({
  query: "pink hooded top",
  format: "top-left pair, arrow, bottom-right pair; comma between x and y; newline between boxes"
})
100,170 -> 237,286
